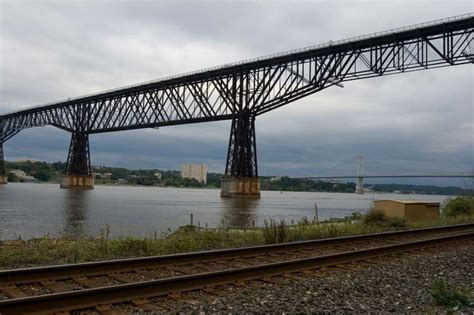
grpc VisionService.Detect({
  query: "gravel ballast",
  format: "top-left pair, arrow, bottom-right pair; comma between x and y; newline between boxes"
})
122,242 -> 473,313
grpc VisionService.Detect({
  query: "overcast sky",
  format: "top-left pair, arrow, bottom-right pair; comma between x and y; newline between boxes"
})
0,0 -> 473,186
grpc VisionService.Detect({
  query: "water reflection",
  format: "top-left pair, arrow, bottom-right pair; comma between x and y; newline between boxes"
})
0,184 -> 448,240
62,190 -> 90,238
219,198 -> 259,228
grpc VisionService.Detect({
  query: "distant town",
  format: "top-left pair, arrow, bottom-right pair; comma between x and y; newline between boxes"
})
4,159 -> 471,195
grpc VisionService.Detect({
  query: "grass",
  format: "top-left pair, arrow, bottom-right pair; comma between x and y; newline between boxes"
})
430,279 -> 471,311
0,214 -> 472,270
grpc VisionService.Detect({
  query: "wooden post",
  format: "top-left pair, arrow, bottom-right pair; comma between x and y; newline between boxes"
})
314,202 -> 319,223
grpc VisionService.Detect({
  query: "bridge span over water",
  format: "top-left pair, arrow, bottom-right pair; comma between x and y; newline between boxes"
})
0,14 -> 473,197
302,156 -> 474,194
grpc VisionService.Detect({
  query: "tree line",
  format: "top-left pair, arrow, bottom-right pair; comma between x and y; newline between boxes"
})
4,160 -> 471,195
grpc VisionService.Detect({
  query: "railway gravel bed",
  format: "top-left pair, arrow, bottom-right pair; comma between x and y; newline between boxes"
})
124,242 -> 474,313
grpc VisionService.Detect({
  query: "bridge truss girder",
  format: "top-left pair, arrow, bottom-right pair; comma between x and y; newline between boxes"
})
0,142 -> 4,176
0,15 -> 472,180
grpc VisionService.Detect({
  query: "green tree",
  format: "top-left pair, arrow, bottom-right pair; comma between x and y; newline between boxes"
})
443,196 -> 473,217
7,172 -> 19,182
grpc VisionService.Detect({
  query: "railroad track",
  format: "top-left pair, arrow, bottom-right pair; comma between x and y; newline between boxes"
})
0,223 -> 472,314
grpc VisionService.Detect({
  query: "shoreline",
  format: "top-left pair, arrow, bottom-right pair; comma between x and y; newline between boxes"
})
0,216 -> 472,269
1,181 -> 462,196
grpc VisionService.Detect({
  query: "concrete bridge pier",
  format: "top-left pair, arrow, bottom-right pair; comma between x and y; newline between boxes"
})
0,142 -> 6,184
221,111 -> 260,198
221,176 -> 261,198
60,133 -> 94,189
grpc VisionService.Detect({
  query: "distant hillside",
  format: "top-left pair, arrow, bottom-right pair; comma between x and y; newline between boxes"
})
369,183 -> 470,196
4,160 -> 471,195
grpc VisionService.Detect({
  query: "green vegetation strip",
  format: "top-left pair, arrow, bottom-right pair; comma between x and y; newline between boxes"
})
1,222 -> 473,284
1,213 -> 473,270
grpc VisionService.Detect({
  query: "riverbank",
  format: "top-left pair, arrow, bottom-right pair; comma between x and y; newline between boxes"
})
5,160 -> 471,195
1,215 -> 471,270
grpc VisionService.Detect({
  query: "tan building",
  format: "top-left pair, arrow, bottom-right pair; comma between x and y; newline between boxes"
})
181,163 -> 208,184
373,200 -> 440,222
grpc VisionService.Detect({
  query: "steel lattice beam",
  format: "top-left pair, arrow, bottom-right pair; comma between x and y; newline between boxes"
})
0,15 -> 472,139
65,133 -> 91,176
0,142 -> 4,176
225,111 -> 258,177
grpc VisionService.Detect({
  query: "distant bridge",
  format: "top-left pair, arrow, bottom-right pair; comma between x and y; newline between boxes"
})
304,175 -> 474,179
0,13 -> 473,197
302,156 -> 473,194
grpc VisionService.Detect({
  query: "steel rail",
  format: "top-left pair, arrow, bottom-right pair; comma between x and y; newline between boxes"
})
1,223 -> 472,284
0,232 -> 472,315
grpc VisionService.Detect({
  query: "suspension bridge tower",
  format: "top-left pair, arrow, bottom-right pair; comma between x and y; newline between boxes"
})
355,155 -> 364,194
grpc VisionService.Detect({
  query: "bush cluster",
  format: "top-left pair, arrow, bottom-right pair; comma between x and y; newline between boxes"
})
443,196 -> 473,217
363,210 -> 407,228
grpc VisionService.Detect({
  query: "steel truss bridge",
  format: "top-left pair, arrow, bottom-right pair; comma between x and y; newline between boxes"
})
0,14 -> 473,195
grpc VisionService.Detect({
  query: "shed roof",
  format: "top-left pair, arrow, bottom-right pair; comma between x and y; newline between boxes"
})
374,200 -> 440,205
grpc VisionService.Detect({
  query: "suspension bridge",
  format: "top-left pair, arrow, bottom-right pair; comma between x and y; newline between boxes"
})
302,156 -> 474,194
0,14 -> 473,198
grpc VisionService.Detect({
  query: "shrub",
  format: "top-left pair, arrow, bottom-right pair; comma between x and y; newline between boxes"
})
363,210 -> 387,226
443,196 -> 474,217
430,279 -> 471,309
109,238 -> 151,257
262,219 -> 288,244
348,212 -> 363,221
363,210 -> 407,228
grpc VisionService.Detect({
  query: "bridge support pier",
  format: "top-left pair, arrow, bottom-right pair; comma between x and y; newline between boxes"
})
0,142 -> 6,185
60,133 -> 94,189
221,111 -> 260,198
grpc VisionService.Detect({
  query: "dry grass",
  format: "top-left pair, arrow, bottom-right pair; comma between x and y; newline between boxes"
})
0,215 -> 472,270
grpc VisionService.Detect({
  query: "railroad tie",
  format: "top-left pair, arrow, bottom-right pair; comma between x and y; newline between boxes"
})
260,276 -> 286,285
71,276 -> 101,288
201,286 -> 230,297
40,279 -> 70,293
167,292 -> 200,305
333,264 -> 355,271
282,272 -> 307,281
95,303 -> 128,315
300,269 -> 327,277
0,283 -> 29,299
107,273 -> 135,283
132,298 -> 161,311
134,268 -> 162,278
233,280 -> 247,287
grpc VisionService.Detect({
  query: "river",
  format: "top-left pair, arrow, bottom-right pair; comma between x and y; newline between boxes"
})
0,183 -> 449,240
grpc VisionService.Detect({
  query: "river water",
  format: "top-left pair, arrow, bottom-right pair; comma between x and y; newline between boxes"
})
0,183 -> 448,240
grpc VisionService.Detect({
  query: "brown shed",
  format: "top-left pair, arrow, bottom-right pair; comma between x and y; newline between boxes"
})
373,200 -> 440,222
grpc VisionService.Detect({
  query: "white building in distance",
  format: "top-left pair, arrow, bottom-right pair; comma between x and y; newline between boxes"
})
181,163 -> 208,184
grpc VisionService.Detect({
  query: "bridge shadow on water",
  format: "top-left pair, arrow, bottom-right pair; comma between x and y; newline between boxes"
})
219,198 -> 260,229
62,190 -> 91,239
